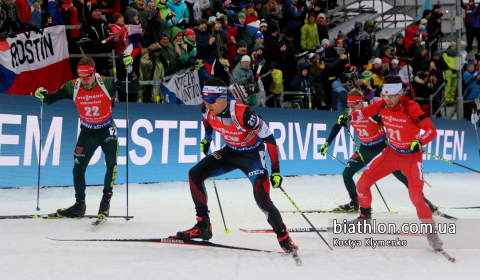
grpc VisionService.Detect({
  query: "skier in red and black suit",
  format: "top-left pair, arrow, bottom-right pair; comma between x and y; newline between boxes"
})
174,78 -> 298,255
338,75 -> 443,250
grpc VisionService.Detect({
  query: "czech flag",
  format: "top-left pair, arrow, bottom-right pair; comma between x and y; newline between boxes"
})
203,58 -> 216,76
247,20 -> 259,36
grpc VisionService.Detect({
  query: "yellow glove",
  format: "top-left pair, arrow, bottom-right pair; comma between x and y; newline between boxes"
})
123,54 -> 133,66
200,138 -> 211,155
270,172 -> 283,189
338,115 -> 351,126
409,140 -> 422,153
319,142 -> 329,156
35,87 -> 47,99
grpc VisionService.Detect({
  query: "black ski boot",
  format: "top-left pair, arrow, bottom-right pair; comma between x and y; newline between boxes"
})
175,216 -> 212,240
275,224 -> 299,254
98,191 -> 112,218
333,197 -> 359,212
346,207 -> 372,227
427,232 -> 444,250
55,195 -> 86,218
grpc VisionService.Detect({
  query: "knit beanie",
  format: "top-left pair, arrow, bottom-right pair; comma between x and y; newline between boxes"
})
321,39 -> 330,46
373,58 -> 382,65
112,13 -> 122,24
338,31 -> 346,39
316,45 -> 325,56
91,3 -> 102,12
308,53 -> 319,62
339,73 -> 349,83
391,59 -> 399,65
241,55 -> 251,63
238,13 -> 246,19
317,13 -> 326,19
158,31 -> 169,41
396,32 -> 404,39
381,57 -> 390,64
413,37 -> 421,43
420,18 -> 428,25
255,32 -> 264,41
237,40 -> 248,48
253,44 -> 264,52
267,24 -> 279,34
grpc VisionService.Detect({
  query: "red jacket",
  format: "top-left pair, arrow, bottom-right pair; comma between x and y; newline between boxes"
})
14,0 -> 31,23
404,28 -> 415,52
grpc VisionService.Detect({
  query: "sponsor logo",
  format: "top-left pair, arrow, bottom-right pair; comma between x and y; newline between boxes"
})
248,170 -> 264,177
212,152 -> 222,160
74,158 -> 80,164
77,94 -> 104,101
351,154 -> 359,159
383,115 -> 407,123
76,146 -> 83,153
104,136 -> 117,143
74,153 -> 85,157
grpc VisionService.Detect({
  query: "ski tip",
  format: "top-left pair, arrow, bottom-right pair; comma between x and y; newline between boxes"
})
239,228 -> 247,232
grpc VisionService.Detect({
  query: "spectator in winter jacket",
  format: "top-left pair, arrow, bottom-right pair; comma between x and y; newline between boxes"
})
404,28 -> 415,52
301,13 -> 320,52
128,0 -> 157,46
231,55 -> 254,86
242,3 -> 258,24
331,73 -> 350,111
210,19 -> 229,59
280,29 -> 299,90
195,19 -> 217,60
111,13 -> 128,81
412,70 -> 436,114
235,13 -> 252,49
381,57 -> 390,77
317,45 -> 348,110
347,21 -> 371,68
264,0 -> 283,27
366,57 -> 383,88
306,53 -> 325,109
408,37 -> 428,75
443,42 -> 458,101
284,0 -> 303,30
254,0 -> 269,23
159,30 -> 186,76
388,58 -> 401,75
391,33 -> 407,60
14,0 -> 30,24
156,0 -> 176,27
139,43 -> 166,103
291,62 -> 316,108
167,0 -> 189,29
316,13 -> 328,42
462,0 -> 476,52
249,31 -> 264,54
463,61 -> 480,100
0,5 -> 8,39
232,40 -> 248,70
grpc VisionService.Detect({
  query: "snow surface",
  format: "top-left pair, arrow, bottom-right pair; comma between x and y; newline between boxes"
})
1,173 -> 480,280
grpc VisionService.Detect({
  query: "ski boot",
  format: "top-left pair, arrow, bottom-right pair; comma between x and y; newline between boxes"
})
275,224 -> 299,254
333,197 -> 359,213
174,216 -> 213,240
54,195 -> 86,218
427,232 -> 444,251
98,191 -> 112,219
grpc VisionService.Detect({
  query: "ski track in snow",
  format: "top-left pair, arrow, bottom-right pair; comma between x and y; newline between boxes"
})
1,173 -> 479,280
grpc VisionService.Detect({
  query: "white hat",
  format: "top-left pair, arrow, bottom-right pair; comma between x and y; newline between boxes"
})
461,40 -> 466,46
373,58 -> 382,65
391,58 -> 399,65
321,39 -> 330,46
420,18 -> 428,25
317,13 -> 326,19
241,55 -> 251,63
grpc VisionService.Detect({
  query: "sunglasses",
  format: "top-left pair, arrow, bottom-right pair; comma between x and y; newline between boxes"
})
78,71 -> 94,80
347,102 -> 362,108
382,94 -> 399,100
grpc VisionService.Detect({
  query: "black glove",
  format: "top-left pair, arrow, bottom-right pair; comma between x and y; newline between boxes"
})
28,24 -> 41,34
165,14 -> 173,21
451,69 -> 457,74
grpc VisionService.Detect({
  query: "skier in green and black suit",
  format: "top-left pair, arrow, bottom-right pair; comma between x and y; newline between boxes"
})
34,55 -> 140,219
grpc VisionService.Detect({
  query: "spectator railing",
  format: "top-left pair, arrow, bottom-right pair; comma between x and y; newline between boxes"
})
415,82 -> 446,117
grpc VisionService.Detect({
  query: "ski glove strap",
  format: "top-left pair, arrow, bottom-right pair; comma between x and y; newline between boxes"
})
319,142 -> 329,156
200,138 -> 211,155
338,115 -> 351,126
409,140 -> 423,153
35,87 -> 47,99
270,172 -> 283,189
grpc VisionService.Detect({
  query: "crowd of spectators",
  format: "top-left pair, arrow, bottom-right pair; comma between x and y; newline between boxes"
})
0,0 -> 479,113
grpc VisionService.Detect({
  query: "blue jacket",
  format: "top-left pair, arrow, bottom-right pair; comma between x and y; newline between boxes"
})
472,8 -> 480,28
332,78 -> 348,111
167,0 -> 189,29
290,63 -> 316,93
284,0 -> 303,30
195,29 -> 218,60
463,70 -> 480,100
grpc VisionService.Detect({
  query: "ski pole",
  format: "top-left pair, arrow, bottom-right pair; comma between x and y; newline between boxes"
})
36,100 -> 43,211
278,186 -> 332,250
125,65 -> 130,221
212,177 -> 230,234
344,128 -> 393,215
422,151 -> 480,174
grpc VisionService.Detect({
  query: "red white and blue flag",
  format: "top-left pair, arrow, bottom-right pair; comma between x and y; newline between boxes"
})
0,26 -> 72,95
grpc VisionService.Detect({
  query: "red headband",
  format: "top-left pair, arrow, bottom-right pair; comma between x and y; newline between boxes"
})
77,65 -> 95,75
347,96 -> 363,107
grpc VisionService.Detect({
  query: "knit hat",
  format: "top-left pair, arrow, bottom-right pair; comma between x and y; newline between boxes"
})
91,3 -> 102,12
336,39 -> 343,45
307,53 -> 318,63
158,31 -> 169,41
391,58 -> 399,65
197,19 -> 207,26
241,55 -> 251,63
267,24 -> 278,34
339,73 -> 349,83
381,57 -> 390,64
420,18 -> 428,25
413,37 -> 421,43
337,31 -> 346,39
449,41 -> 457,47
433,50 -> 442,57
373,58 -> 382,65
419,25 -> 427,33
253,44 -> 264,52
237,13 -> 246,19
316,45 -> 325,56
396,32 -> 404,39
362,71 -> 372,81
237,40 -> 247,48
112,13 -> 122,24
255,32 -> 264,41
461,40 -> 466,46
344,65 -> 355,75
377,38 -> 389,45
308,12 -> 316,20
433,4 -> 440,10
185,29 -> 195,36
317,13 -> 326,19
259,19 -> 268,28
125,8 -> 139,24
468,61 -> 475,67
321,39 -> 330,46
284,29 -> 295,39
